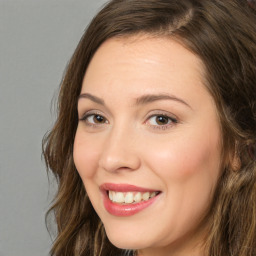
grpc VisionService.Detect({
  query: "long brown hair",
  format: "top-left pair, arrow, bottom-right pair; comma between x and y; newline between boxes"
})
43,0 -> 256,255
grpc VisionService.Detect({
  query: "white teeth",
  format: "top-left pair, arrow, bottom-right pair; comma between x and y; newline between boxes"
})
114,192 -> 125,203
142,192 -> 150,201
134,192 -> 142,202
108,191 -> 158,204
124,192 -> 133,203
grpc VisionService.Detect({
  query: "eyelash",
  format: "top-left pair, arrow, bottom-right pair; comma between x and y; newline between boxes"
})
79,111 -> 178,130
146,113 -> 178,130
79,111 -> 109,128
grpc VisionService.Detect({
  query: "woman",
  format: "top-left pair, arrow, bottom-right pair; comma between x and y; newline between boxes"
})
43,0 -> 256,255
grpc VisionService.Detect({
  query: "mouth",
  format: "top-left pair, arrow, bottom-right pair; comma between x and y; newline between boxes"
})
100,183 -> 162,216
107,190 -> 160,204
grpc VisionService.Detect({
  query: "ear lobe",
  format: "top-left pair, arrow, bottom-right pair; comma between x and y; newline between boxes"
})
230,154 -> 241,171
225,142 -> 241,171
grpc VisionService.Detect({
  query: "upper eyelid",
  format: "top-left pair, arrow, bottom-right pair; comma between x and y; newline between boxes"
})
78,103 -> 178,116
79,109 -> 106,119
147,113 -> 176,119
79,110 -> 176,117
146,110 -> 178,121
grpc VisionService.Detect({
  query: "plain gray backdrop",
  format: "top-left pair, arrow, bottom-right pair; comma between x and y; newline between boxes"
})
0,1 -> 108,255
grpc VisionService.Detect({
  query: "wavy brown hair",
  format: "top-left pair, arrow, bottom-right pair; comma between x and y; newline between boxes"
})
43,0 -> 256,255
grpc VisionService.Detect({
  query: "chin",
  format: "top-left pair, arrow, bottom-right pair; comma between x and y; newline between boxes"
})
104,226 -> 151,250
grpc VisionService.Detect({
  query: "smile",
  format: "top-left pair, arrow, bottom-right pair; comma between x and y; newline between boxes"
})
100,183 -> 161,216
108,191 -> 158,204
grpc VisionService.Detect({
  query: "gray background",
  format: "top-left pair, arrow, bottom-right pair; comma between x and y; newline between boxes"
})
0,1 -> 107,255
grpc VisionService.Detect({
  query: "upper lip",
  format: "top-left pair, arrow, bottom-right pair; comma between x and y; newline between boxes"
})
100,183 -> 160,192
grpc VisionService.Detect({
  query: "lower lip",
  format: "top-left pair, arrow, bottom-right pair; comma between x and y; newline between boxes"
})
102,191 -> 160,217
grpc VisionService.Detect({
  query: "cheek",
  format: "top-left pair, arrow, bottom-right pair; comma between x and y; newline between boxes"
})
143,134 -> 221,233
143,129 -> 221,216
145,128 -> 221,182
73,128 -> 101,179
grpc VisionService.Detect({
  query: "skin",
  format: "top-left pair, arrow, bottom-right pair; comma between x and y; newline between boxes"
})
73,35 -> 222,256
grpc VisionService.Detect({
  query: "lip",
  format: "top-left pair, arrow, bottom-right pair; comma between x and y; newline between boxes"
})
100,183 -> 161,217
100,183 -> 159,192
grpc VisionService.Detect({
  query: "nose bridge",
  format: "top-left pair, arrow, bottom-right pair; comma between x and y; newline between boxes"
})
99,120 -> 140,173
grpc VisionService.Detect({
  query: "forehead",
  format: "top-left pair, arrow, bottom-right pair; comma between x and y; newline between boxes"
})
81,35 -> 213,111
84,34 -> 204,83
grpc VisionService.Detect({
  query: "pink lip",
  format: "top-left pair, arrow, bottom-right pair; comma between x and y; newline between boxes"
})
100,183 -> 161,217
100,183 -> 158,192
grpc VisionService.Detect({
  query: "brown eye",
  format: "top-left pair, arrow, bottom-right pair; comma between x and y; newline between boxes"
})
148,115 -> 171,126
146,114 -> 178,130
81,113 -> 109,125
93,115 -> 106,123
155,116 -> 169,125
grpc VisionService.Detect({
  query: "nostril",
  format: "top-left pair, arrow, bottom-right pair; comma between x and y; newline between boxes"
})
99,153 -> 141,173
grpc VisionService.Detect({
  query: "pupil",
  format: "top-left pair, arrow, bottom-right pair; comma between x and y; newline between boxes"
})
94,115 -> 104,123
157,116 -> 168,125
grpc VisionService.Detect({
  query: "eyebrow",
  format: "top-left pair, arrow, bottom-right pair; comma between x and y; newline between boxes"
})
78,92 -> 191,109
135,94 -> 191,108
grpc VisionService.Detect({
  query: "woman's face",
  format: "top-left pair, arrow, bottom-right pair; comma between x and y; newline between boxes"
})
74,35 -> 222,255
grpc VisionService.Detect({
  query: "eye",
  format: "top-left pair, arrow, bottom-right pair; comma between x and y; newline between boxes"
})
149,115 -> 170,125
146,114 -> 177,129
80,112 -> 109,126
87,114 -> 106,124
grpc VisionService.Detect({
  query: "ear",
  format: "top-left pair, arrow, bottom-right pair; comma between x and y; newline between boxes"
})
227,141 -> 241,171
230,154 -> 241,171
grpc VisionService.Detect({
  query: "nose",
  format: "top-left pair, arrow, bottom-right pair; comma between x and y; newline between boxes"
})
98,126 -> 141,173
